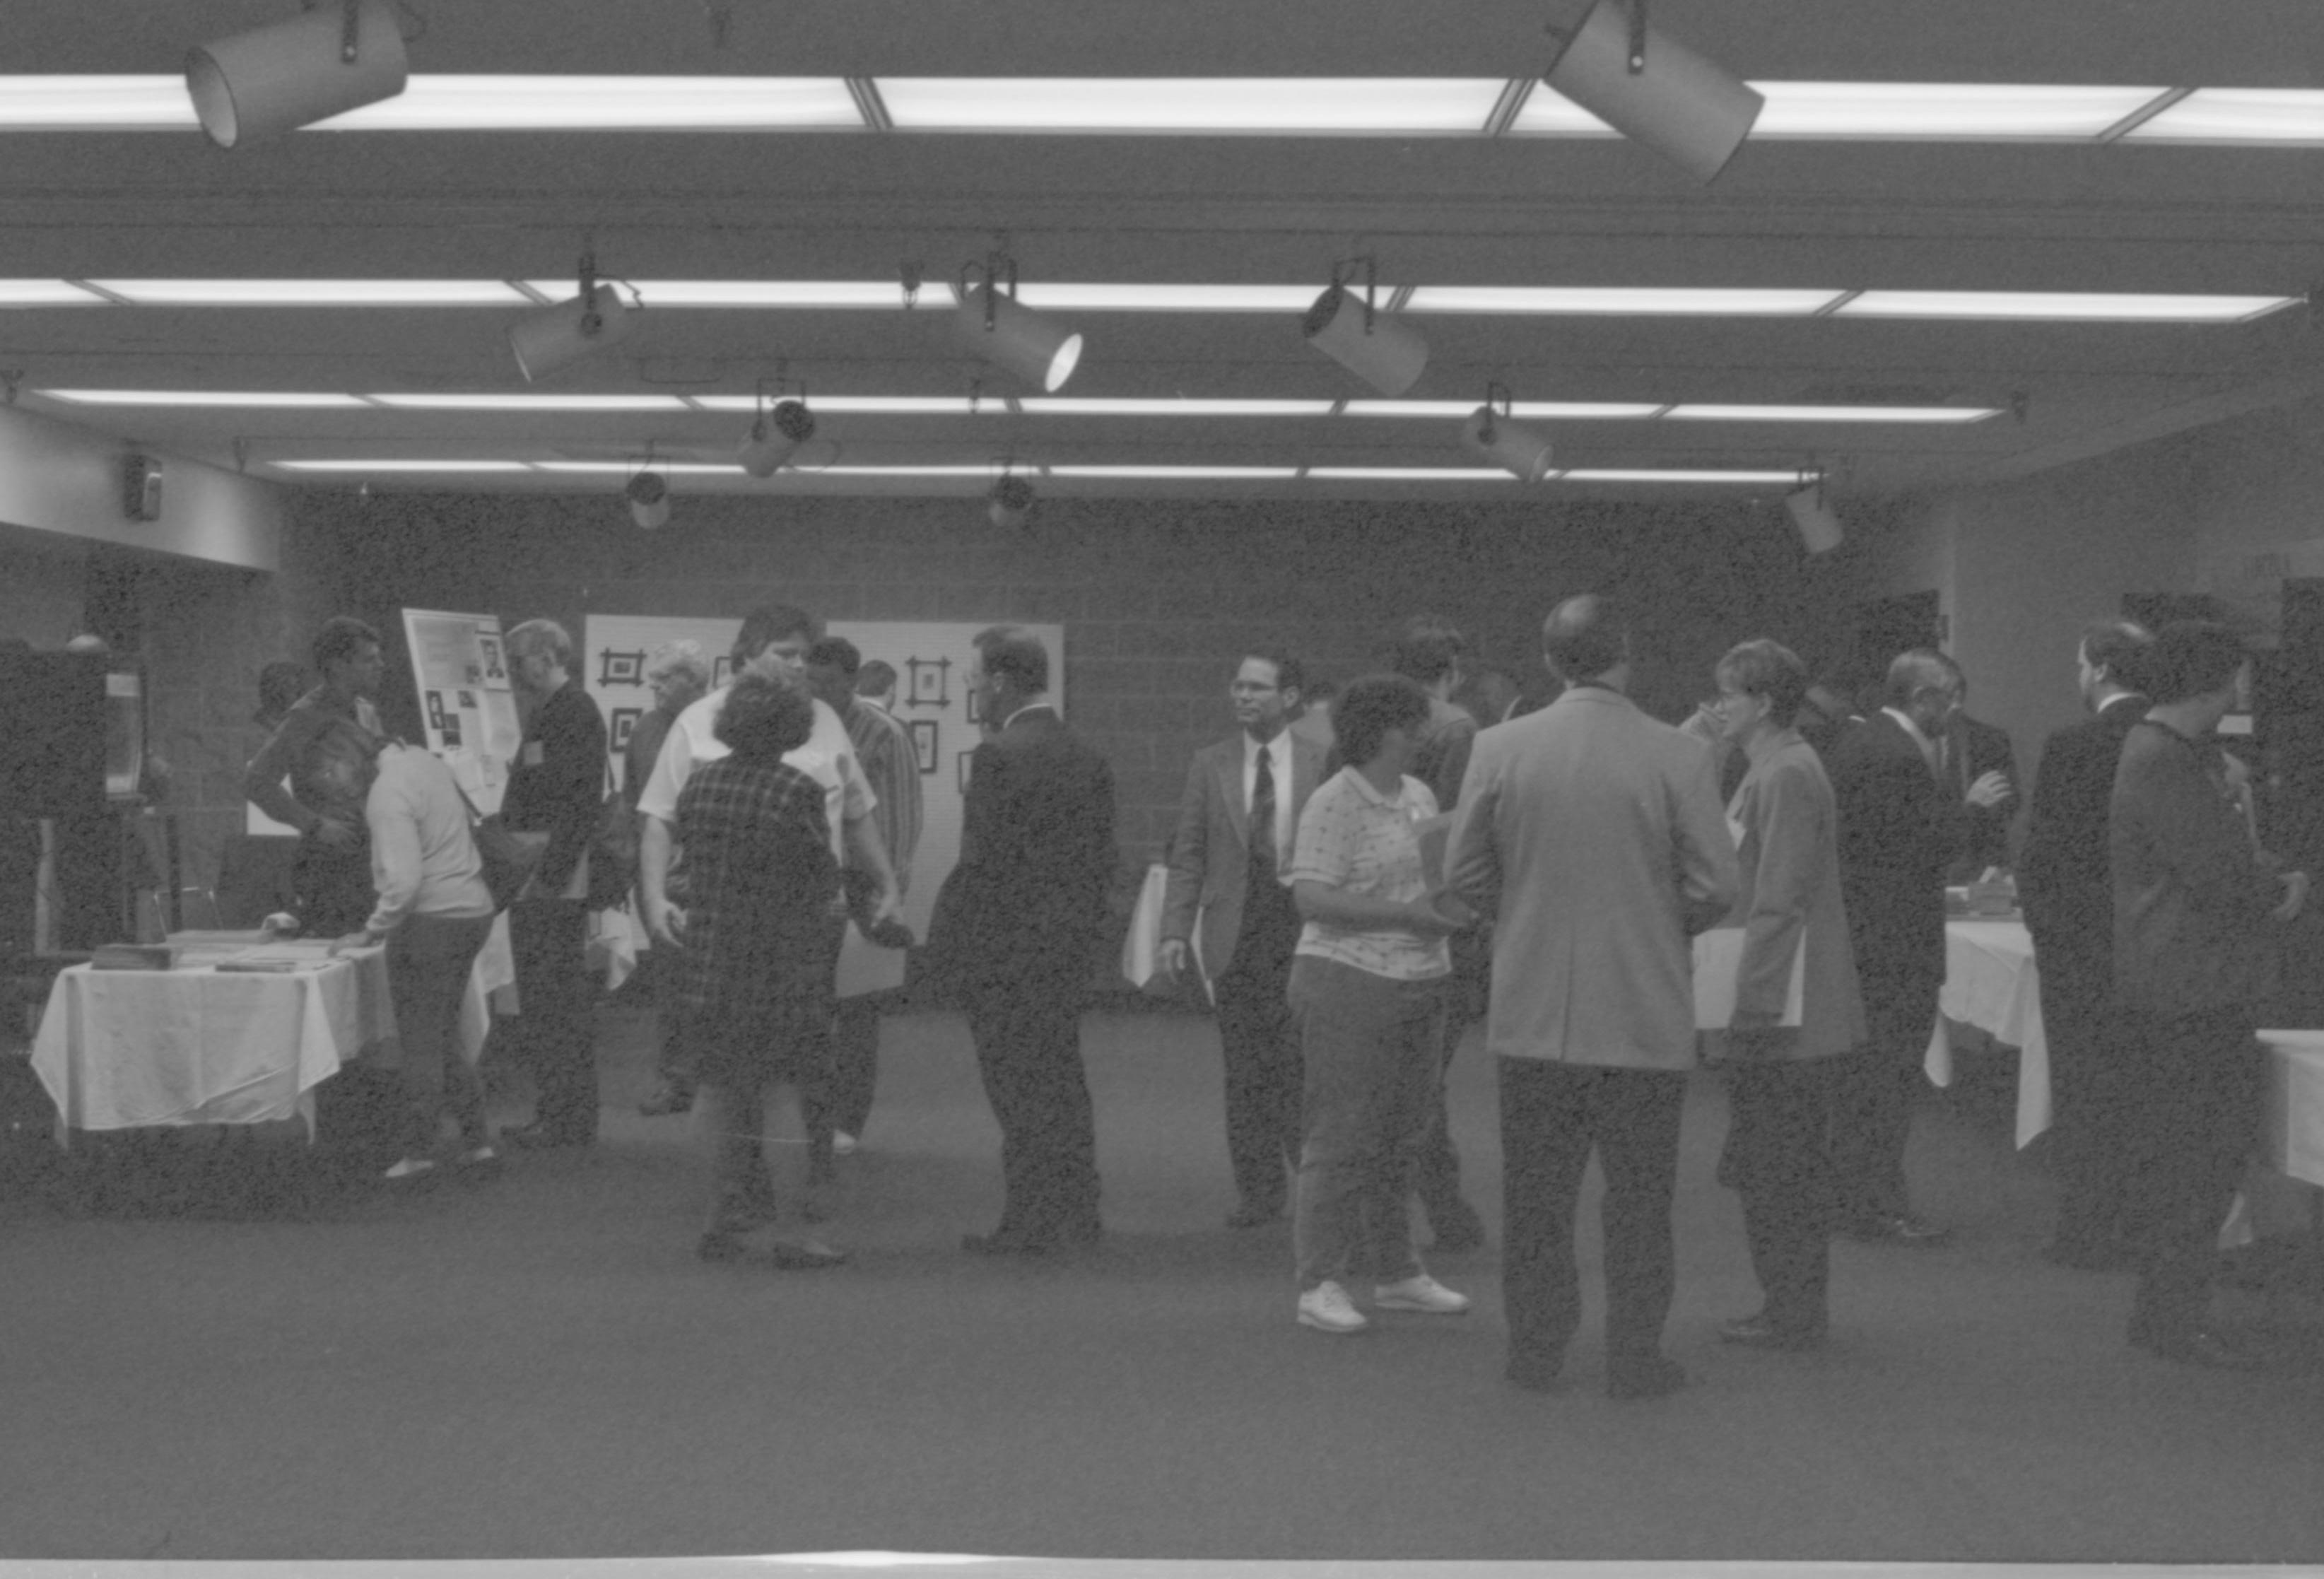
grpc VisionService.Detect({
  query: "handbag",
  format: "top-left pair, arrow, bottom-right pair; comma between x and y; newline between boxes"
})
454,782 -> 543,912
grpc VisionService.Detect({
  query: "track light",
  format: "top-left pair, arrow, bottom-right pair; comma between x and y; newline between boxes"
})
988,473 -> 1036,529
1785,480 -> 1843,554
187,0 -> 410,150
508,253 -> 638,382
1542,0 -> 1763,184
1461,385 -> 1556,481
738,386 -> 816,477
626,469 -> 670,531
956,250 -> 1082,392
1303,257 -> 1429,397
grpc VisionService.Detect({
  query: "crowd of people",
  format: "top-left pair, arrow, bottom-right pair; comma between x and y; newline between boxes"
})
242,592 -> 2308,1396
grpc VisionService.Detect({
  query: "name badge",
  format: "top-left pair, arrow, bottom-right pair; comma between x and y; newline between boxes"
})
521,741 -> 544,768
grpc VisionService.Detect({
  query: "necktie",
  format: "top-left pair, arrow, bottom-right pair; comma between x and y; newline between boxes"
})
1250,751 -> 1277,876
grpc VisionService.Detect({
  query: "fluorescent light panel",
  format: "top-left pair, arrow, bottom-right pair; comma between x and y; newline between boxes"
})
1748,83 -> 2169,139
313,76 -> 863,131
1405,287 -> 1843,316
1308,468 -> 1517,481
527,281 -> 912,309
372,394 -> 688,411
1011,284 -> 1319,312
689,396 -> 978,414
40,389 -> 367,408
1838,290 -> 2295,322
877,78 -> 1502,134
274,459 -> 533,472
1344,400 -> 1664,419
2120,90 -> 2324,145
0,281 -> 104,305
1562,469 -> 1805,483
1017,399 -> 1337,416
0,77 -> 196,131
86,279 -> 529,306
1664,404 -> 1998,423
1046,466 -> 1301,479
819,466 -> 1016,477
536,462 -> 744,475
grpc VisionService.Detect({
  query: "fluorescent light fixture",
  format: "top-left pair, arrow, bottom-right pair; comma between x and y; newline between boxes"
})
312,76 -> 862,131
0,77 -> 196,131
1045,466 -> 1301,479
527,280 -> 910,309
1751,83 -> 2166,139
537,462 -> 746,476
0,281 -> 106,306
371,394 -> 687,411
1561,469 -> 1804,483
1011,284 -> 1319,312
274,459 -> 533,472
84,278 -> 529,306
1838,291 -> 2296,323
1015,399 -> 1337,417
2120,89 -> 2324,145
1541,1 -> 1762,182
877,78 -> 1501,134
186,0 -> 408,148
39,389 -> 366,408
1665,404 -> 1999,423
688,395 -> 977,414
1344,399 -> 1662,419
1308,468 -> 1517,481
1406,286 -> 1842,316
820,466 -> 1019,477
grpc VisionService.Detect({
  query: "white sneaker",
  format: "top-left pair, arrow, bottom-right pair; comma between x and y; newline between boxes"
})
1374,1274 -> 1471,1315
833,1131 -> 859,1156
382,1157 -> 438,1182
1297,1281 -> 1369,1334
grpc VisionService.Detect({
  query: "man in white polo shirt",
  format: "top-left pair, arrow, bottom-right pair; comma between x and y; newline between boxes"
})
635,604 -> 903,1115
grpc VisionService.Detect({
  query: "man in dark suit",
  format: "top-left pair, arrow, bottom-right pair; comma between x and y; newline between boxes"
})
1824,649 -> 1963,1245
1936,661 -> 2020,880
2019,617 -> 2152,1269
932,626 -> 1117,1255
1158,650 -> 1326,1228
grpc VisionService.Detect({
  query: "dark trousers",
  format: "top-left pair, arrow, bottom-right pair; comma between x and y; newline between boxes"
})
1830,970 -> 1939,1222
639,946 -> 694,1095
507,896 -> 596,1139
1722,1057 -> 1843,1333
967,969 -> 1101,1244
2034,941 -> 2139,1255
823,993 -> 883,1139
292,837 -> 375,937
790,914 -> 849,1173
386,912 -> 495,1156
1412,929 -> 1488,1241
1499,1057 -> 1687,1368
1214,928 -> 1302,1216
2120,1007 -> 2266,1347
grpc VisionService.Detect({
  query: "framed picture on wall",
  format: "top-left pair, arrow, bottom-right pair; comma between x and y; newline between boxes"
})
966,685 -> 983,724
910,718 -> 939,775
611,707 -> 641,753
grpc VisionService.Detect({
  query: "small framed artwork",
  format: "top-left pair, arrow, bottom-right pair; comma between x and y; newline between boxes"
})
596,647 -> 645,688
611,706 -> 642,753
457,689 -> 476,710
476,634 -> 509,687
425,690 -> 446,730
906,655 -> 951,709
957,750 -> 977,793
910,719 -> 939,775
966,685 -> 983,724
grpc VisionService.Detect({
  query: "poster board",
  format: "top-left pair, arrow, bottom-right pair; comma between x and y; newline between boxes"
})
582,616 -> 1066,995
399,609 -> 522,814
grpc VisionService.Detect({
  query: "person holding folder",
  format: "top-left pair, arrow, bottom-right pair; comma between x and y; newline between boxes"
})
1704,639 -> 1866,1351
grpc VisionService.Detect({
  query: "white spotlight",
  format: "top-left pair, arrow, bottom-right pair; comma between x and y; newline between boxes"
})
627,470 -> 670,531
956,255 -> 1082,392
187,0 -> 410,150
988,474 -> 1036,529
1461,394 -> 1556,482
509,256 -> 638,382
1543,0 -> 1764,184
739,398 -> 816,477
1303,261 -> 1428,397
1785,483 -> 1843,553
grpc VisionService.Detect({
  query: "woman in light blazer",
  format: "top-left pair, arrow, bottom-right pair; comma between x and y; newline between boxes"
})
1707,638 -> 1867,1349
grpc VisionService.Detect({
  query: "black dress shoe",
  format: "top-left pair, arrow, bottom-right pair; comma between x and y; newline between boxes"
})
1226,1203 -> 1283,1230
1607,1356 -> 1689,1400
1718,1312 -> 1828,1351
1505,1354 -> 1564,1392
767,1238 -> 850,1271
1847,1213 -> 1952,1247
2135,1327 -> 2269,1371
500,1122 -> 594,1151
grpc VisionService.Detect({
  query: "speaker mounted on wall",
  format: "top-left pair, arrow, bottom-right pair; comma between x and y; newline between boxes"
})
122,453 -> 165,523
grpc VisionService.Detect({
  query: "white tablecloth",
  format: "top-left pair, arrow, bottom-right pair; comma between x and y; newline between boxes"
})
2255,1031 -> 2324,1189
1926,919 -> 2052,1146
31,951 -> 394,1134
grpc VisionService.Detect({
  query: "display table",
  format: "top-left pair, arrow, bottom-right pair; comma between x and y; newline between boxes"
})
31,944 -> 392,1135
1926,918 -> 2052,1146
2254,1031 -> 2324,1190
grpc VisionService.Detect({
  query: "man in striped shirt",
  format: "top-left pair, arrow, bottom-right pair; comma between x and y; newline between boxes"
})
807,637 -> 925,1153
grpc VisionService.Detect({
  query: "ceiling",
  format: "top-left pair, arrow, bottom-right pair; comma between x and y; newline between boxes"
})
3,0 -> 2323,506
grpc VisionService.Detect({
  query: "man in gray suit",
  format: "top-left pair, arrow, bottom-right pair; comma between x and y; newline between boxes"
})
1161,651 -> 1326,1228
1450,596 -> 1737,1399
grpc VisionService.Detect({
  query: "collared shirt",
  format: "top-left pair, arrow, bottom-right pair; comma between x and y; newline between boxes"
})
1000,701 -> 1055,732
1284,765 -> 1449,981
1882,705 -> 1939,775
842,695 -> 924,884
363,743 -> 493,934
1240,728 -> 1296,857
635,683 -> 873,862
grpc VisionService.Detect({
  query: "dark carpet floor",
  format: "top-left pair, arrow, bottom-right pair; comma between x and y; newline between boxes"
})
3,1001 -> 2320,1563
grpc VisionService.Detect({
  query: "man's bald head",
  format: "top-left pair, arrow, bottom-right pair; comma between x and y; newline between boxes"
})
1541,594 -> 1632,685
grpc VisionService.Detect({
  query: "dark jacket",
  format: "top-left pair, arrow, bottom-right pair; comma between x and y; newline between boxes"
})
929,704 -> 1117,993
2110,718 -> 2284,1016
2019,693 -> 2147,978
1826,710 -> 1959,996
501,681 -> 606,896
1944,711 -> 2019,878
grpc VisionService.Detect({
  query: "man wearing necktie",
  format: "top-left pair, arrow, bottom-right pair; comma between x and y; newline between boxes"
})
1935,657 -> 2020,881
1161,652 -> 1327,1228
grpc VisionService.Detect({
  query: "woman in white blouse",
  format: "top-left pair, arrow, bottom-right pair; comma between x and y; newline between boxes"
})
1283,674 -> 1474,1335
